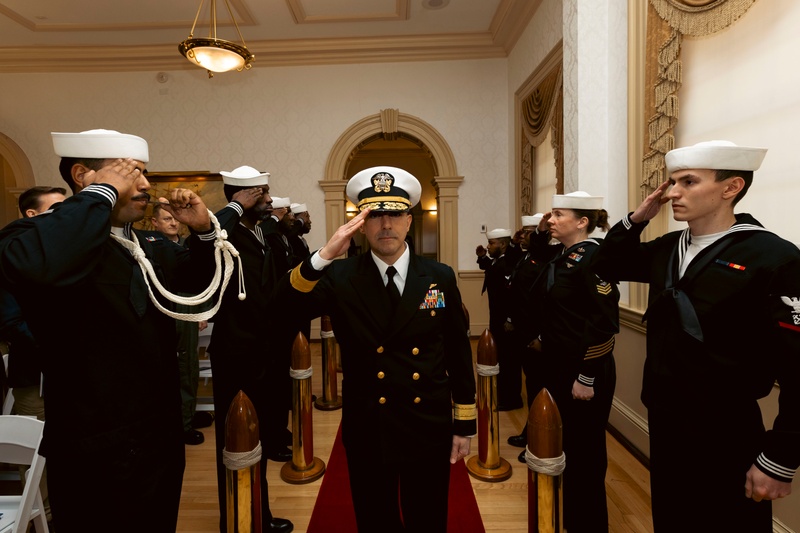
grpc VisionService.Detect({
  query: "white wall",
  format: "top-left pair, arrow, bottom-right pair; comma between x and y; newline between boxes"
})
0,59 -> 508,271
675,0 -> 800,247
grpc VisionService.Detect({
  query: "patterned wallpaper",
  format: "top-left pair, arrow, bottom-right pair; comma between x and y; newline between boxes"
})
0,59 -> 507,270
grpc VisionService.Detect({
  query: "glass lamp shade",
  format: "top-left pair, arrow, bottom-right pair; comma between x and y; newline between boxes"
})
179,38 -> 254,73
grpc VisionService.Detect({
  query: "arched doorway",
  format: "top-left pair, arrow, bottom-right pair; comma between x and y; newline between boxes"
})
320,109 -> 463,269
0,132 -> 36,226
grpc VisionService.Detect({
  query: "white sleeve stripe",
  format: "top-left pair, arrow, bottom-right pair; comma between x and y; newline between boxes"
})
757,453 -> 796,479
226,201 -> 244,217
82,184 -> 116,206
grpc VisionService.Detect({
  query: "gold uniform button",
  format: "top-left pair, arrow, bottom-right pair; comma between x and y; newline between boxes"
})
411,348 -> 420,355
430,310 -> 436,316
414,397 -> 421,404
412,373 -> 420,380
377,346 -> 384,353
377,371 -> 385,379
379,397 -> 386,404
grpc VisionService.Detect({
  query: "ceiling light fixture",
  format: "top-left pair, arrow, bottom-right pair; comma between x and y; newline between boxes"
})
178,0 -> 254,78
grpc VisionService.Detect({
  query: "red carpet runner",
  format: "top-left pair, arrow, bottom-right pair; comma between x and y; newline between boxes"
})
307,424 -> 485,532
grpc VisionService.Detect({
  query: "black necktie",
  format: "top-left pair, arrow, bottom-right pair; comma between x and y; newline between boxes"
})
386,266 -> 401,308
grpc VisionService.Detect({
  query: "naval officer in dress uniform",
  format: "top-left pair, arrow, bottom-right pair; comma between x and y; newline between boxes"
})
275,166 -> 477,532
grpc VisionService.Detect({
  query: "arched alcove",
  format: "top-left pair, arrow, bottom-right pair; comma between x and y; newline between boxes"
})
0,132 -> 36,226
320,109 -> 463,269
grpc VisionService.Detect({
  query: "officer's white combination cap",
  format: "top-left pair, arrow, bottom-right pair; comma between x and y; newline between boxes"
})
52,129 -> 149,163
271,196 -> 291,209
290,203 -> 308,213
346,166 -> 421,212
219,165 -> 270,187
552,191 -> 604,210
665,140 -> 767,175
521,213 -> 544,227
487,228 -> 512,239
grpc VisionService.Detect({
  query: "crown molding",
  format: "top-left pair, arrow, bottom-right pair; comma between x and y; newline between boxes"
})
0,32 -> 509,73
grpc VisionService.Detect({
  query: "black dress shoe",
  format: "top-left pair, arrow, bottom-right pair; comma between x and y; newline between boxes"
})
266,447 -> 293,462
518,449 -> 526,464
507,433 -> 527,448
183,429 -> 205,445
268,517 -> 294,532
192,411 -> 215,429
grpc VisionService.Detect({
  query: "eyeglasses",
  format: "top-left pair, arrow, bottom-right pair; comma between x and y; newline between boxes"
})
366,210 -> 408,219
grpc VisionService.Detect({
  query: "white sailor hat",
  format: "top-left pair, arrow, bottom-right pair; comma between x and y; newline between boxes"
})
665,140 -> 767,174
290,203 -> 308,213
487,228 -> 512,239
346,166 -> 421,212
219,165 -> 270,187
552,191 -> 604,210
52,129 -> 149,163
521,213 -> 544,227
271,196 -> 291,209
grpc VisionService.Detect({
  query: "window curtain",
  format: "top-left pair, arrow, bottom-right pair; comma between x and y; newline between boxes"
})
520,66 -> 563,215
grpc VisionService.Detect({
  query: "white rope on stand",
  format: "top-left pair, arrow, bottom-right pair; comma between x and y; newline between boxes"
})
110,209 -> 244,322
223,442 -> 263,469
476,363 -> 500,377
525,448 -> 566,476
289,367 -> 313,380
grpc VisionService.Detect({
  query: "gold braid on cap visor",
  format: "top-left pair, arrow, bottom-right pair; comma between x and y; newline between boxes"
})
357,196 -> 411,211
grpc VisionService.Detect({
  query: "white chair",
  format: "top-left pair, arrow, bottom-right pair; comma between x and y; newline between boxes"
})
0,415 -> 48,533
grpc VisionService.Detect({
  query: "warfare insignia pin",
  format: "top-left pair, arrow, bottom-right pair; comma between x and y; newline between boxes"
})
780,296 -> 800,325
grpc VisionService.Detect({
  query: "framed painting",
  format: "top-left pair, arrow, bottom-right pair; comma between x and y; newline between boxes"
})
134,171 -> 225,235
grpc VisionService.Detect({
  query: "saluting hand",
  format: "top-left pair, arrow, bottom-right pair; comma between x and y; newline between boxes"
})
630,181 -> 671,224
231,187 -> 263,211
318,208 -> 370,261
82,158 -> 142,197
161,188 -> 211,233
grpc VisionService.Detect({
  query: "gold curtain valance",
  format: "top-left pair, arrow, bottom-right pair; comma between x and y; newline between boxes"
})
521,66 -> 563,148
642,0 -> 758,196
650,0 -> 757,36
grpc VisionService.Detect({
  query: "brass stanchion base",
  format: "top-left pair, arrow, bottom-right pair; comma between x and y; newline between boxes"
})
280,457 -> 326,484
314,396 -> 343,411
465,454 -> 513,482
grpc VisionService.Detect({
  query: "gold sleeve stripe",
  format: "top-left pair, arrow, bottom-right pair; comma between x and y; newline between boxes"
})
584,337 -> 615,360
290,265 -> 318,293
454,403 -> 477,421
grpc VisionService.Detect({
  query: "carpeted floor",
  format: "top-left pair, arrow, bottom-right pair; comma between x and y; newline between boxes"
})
307,424 -> 485,532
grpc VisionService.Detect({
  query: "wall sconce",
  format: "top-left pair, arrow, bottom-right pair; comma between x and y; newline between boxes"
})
178,0 -> 254,78
346,202 -> 358,218
426,209 -> 438,215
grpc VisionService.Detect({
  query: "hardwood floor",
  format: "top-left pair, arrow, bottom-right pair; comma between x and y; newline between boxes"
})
178,341 -> 653,533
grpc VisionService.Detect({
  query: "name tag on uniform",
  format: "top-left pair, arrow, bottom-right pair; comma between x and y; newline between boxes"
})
420,289 -> 446,309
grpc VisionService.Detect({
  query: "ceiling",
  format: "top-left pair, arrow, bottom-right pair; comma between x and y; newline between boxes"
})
0,0 -> 541,73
